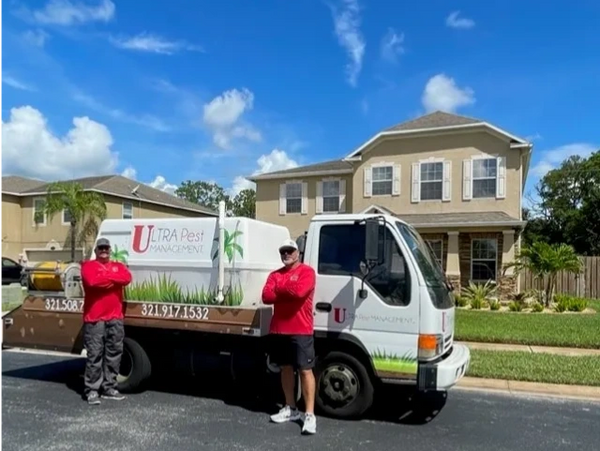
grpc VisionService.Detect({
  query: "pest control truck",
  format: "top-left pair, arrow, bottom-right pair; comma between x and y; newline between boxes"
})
2,202 -> 470,419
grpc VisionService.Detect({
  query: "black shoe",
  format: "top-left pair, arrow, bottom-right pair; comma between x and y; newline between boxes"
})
102,389 -> 125,401
87,392 -> 101,405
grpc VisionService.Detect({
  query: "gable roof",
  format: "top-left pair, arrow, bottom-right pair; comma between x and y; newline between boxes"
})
1,174 -> 217,216
247,159 -> 353,181
385,111 -> 482,132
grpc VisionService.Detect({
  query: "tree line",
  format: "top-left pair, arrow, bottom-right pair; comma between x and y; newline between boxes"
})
175,181 -> 256,219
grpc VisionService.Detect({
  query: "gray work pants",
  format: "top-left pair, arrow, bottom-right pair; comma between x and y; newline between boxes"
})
83,319 -> 125,395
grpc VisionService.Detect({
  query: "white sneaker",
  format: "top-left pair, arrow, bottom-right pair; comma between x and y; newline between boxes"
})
270,405 -> 302,423
302,413 -> 317,435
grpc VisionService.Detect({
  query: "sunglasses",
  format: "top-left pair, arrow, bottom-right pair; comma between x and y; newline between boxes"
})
97,246 -> 110,251
279,248 -> 296,255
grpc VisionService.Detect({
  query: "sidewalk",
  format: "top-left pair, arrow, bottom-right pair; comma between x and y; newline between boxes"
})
457,341 -> 600,357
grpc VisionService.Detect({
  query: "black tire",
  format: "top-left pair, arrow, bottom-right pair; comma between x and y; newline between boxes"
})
117,337 -> 152,393
315,351 -> 374,419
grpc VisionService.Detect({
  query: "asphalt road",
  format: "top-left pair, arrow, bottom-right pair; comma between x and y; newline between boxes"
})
2,350 -> 599,451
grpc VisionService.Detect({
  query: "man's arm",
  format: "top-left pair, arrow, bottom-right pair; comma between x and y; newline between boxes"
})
261,272 -> 279,305
81,262 -> 114,289
275,266 -> 316,299
107,263 -> 133,286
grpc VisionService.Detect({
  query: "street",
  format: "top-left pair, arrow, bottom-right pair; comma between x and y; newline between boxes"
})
2,350 -> 598,451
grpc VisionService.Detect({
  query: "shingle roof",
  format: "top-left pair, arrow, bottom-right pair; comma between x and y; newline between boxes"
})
394,211 -> 524,227
2,175 -> 217,216
385,111 -> 483,132
248,159 -> 353,181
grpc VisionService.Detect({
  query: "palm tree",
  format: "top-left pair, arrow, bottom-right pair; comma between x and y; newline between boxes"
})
35,181 -> 107,262
504,241 -> 582,306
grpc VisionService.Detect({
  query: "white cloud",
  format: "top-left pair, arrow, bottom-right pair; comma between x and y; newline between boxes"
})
421,73 -> 475,113
202,88 -> 261,149
3,76 -> 36,92
230,149 -> 298,195
73,91 -> 171,132
530,143 -> 597,179
380,28 -> 404,63
26,0 -> 115,26
109,33 -> 203,55
445,11 -> 475,29
120,166 -> 178,195
2,105 -> 117,180
330,0 -> 366,87
23,29 -> 50,47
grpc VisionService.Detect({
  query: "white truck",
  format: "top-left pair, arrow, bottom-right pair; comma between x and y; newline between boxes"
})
2,203 -> 470,419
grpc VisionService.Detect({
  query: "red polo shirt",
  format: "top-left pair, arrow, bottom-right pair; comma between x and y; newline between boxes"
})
81,260 -> 132,323
261,262 -> 315,335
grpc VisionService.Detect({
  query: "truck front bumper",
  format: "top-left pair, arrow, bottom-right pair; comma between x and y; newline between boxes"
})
417,344 -> 470,392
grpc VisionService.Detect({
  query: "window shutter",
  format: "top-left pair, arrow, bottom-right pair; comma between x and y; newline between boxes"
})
463,159 -> 472,200
363,166 -> 372,197
339,179 -> 346,212
496,156 -> 506,199
279,184 -> 286,215
316,182 -> 324,214
442,160 -> 452,202
411,162 -> 420,203
392,164 -> 401,196
301,182 -> 308,215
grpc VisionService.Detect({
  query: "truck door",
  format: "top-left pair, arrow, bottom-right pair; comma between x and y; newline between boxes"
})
309,220 -> 421,382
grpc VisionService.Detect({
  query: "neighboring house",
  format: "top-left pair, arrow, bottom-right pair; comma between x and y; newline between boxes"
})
2,174 -> 216,264
248,111 -> 533,297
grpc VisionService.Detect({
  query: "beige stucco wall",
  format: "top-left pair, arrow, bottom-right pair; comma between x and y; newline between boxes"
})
256,174 -> 354,240
3,193 -> 210,260
352,131 -> 522,219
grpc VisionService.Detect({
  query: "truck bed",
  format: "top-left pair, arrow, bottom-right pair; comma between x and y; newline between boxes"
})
2,292 -> 273,354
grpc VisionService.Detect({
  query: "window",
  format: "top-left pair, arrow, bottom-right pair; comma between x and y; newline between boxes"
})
473,158 -> 497,198
425,239 -> 443,267
62,209 -> 73,224
420,162 -> 443,200
318,223 -> 411,306
122,202 -> 133,219
322,180 -> 340,213
33,198 -> 46,225
471,238 -> 497,281
2,257 -> 19,267
372,166 -> 393,196
285,183 -> 302,214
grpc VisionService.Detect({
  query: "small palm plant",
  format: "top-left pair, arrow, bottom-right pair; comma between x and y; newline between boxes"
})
110,245 -> 129,264
212,230 -> 244,263
461,280 -> 497,309
504,241 -> 582,307
35,181 -> 107,262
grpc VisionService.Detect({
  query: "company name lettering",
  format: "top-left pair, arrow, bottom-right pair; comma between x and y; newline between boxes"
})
132,225 -> 207,254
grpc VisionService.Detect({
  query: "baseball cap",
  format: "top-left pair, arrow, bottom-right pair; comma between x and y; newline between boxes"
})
96,238 -> 111,248
278,239 -> 298,252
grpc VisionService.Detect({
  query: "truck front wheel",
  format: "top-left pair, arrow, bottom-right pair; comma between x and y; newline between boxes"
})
117,337 -> 152,393
315,351 -> 374,419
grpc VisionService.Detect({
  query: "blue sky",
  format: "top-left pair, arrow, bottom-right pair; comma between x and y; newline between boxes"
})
2,0 -> 599,199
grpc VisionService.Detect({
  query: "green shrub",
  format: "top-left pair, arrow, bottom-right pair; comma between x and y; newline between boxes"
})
462,281 -> 497,308
489,300 -> 501,311
508,301 -> 523,312
531,303 -> 544,313
455,294 -> 469,307
470,298 -> 484,310
554,294 -> 589,313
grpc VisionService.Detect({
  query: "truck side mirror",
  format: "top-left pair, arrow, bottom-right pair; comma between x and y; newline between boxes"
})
364,218 -> 380,264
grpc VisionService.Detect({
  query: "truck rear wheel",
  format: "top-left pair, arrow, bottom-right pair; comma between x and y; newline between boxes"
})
117,337 -> 152,393
315,351 -> 374,419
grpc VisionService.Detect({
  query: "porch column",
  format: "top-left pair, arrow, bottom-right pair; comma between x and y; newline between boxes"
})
499,230 -> 517,298
446,231 -> 461,292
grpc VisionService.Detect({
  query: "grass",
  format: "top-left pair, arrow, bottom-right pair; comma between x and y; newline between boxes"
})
468,350 -> 600,387
371,349 -> 417,374
455,299 -> 600,349
125,273 -> 244,307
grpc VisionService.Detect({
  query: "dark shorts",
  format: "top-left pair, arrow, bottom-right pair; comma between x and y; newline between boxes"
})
269,334 -> 315,370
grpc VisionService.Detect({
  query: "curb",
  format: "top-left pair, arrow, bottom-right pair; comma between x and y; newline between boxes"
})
457,341 -> 600,357
457,377 -> 600,402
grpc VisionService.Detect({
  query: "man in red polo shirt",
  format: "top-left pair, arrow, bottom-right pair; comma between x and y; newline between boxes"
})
262,238 -> 317,435
81,238 -> 132,405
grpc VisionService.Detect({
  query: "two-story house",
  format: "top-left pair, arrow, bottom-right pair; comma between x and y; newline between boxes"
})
247,111 -> 533,297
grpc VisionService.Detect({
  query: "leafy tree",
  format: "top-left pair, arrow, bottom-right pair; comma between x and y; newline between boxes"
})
35,182 -> 107,262
175,180 -> 230,212
504,241 -> 582,306
230,189 -> 256,218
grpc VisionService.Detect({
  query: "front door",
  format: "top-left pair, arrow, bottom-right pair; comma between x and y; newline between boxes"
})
310,220 -> 421,381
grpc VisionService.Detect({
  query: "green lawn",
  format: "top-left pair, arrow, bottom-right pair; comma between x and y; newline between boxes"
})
468,350 -> 600,386
456,300 -> 600,349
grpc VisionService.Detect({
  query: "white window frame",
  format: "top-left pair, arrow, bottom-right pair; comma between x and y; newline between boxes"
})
122,202 -> 134,219
32,197 -> 46,226
371,164 -> 394,196
286,182 -> 303,214
317,178 -> 346,214
465,154 -> 506,200
425,239 -> 443,267
413,158 -> 451,203
62,209 -> 73,225
279,180 -> 307,216
471,238 -> 498,282
472,157 -> 498,199
419,161 -> 444,201
322,179 -> 340,213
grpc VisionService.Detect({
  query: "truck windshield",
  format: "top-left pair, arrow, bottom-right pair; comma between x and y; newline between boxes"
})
395,221 -> 454,309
